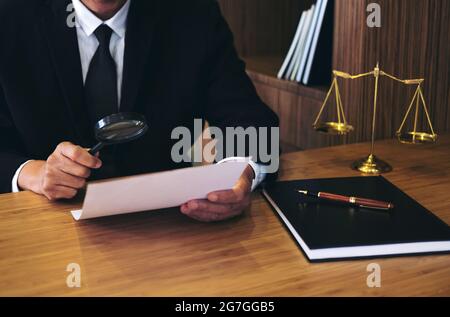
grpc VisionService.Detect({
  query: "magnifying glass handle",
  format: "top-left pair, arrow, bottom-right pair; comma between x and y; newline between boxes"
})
88,142 -> 104,155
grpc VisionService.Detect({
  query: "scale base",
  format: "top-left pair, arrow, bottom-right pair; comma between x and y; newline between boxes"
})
351,154 -> 392,174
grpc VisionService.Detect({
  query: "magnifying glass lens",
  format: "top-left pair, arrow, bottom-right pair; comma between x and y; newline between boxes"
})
97,120 -> 145,141
89,113 -> 148,155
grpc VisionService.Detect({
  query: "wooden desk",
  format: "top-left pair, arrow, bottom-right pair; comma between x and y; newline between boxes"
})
1,136 -> 449,296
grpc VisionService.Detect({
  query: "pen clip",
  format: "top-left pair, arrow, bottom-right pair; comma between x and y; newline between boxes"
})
359,205 -> 390,211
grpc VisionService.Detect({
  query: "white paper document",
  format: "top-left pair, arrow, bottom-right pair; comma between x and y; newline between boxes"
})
71,162 -> 248,220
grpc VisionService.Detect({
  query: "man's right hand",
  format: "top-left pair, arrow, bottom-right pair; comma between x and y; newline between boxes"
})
18,142 -> 102,201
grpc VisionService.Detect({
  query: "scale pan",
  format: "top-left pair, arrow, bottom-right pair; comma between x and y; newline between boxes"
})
313,122 -> 354,135
397,132 -> 437,144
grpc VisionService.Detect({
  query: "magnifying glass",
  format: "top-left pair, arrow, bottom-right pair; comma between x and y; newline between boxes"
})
88,113 -> 149,155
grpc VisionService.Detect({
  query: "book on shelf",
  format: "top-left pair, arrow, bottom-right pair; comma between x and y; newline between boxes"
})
289,5 -> 315,81
278,0 -> 333,86
277,10 -> 305,79
296,0 -> 322,82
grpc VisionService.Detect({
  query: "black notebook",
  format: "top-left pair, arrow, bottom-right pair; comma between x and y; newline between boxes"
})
262,176 -> 450,262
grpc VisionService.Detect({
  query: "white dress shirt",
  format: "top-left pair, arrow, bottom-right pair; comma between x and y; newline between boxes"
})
12,0 -> 266,192
73,0 -> 129,103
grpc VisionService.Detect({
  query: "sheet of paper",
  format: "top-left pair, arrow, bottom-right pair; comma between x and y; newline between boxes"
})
71,161 -> 248,220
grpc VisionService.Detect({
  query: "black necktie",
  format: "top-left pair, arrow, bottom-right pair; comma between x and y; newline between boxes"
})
85,25 -> 119,179
85,24 -> 118,125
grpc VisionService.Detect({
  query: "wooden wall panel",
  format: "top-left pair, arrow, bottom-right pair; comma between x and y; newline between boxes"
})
253,78 -> 343,151
218,0 -> 314,57
253,81 -> 279,114
333,0 -> 450,143
277,91 -> 299,147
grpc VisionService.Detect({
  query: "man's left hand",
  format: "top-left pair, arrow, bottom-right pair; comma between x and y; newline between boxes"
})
180,165 -> 254,222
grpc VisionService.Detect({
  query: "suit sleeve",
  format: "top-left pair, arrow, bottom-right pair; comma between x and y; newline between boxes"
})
0,83 -> 30,193
203,1 -> 280,182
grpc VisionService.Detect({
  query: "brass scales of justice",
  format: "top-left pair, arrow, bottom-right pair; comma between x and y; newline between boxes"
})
313,63 -> 437,174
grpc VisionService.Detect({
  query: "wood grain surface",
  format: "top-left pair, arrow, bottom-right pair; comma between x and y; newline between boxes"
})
0,136 -> 449,296
218,0 -> 312,57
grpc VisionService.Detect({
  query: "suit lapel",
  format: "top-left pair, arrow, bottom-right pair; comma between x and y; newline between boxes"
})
38,0 -> 94,146
120,0 -> 159,112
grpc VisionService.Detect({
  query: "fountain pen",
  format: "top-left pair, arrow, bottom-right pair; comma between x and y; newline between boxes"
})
297,189 -> 394,211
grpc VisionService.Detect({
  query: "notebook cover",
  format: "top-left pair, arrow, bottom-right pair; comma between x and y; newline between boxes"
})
263,176 -> 450,262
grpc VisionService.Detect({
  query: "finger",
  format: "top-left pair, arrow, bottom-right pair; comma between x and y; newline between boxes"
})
185,199 -> 238,214
52,169 -> 87,189
42,168 -> 86,193
208,183 -> 250,204
58,142 -> 102,169
208,169 -> 253,203
183,210 -> 222,222
180,198 -> 248,222
183,208 -> 243,223
207,189 -> 243,204
43,185 -> 78,201
56,154 -> 92,178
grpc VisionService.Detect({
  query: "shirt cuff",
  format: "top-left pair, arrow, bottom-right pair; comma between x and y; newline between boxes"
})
12,160 -> 34,193
216,157 -> 267,191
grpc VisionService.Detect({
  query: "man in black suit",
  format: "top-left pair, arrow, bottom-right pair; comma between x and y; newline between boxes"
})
0,0 -> 279,222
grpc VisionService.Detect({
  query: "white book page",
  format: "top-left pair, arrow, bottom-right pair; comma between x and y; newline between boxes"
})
289,6 -> 314,81
303,0 -> 329,84
284,9 -> 309,80
71,162 -> 248,220
296,0 -> 323,82
277,11 -> 306,79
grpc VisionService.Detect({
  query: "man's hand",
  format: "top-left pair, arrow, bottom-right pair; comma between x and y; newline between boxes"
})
18,142 -> 102,201
180,165 -> 255,222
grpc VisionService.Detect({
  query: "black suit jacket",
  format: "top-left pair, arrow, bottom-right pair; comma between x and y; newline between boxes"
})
0,0 -> 279,193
